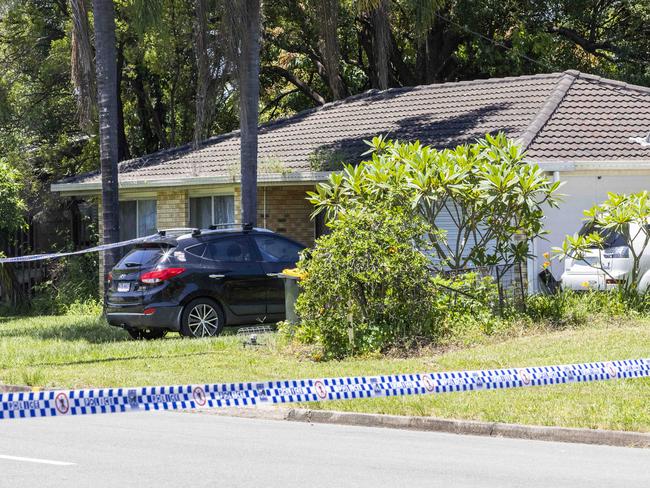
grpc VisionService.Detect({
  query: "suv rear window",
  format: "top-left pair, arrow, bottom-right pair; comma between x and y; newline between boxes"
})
117,247 -> 165,268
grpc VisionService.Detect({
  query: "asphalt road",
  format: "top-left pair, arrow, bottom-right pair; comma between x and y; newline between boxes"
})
0,411 -> 648,487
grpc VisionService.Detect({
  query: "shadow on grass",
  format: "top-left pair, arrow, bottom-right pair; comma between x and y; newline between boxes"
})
0,314 -> 278,344
21,349 -> 229,369
0,315 -> 132,344
2,332 -> 277,370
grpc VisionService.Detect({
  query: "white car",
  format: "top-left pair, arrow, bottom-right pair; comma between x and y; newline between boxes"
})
561,223 -> 650,292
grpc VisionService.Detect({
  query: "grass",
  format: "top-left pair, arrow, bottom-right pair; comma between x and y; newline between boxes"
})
0,313 -> 648,432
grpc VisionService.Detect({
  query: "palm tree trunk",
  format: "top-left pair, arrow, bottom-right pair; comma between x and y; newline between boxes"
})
238,0 -> 261,227
194,0 -> 210,148
92,0 -> 120,282
116,42 -> 130,161
371,0 -> 390,90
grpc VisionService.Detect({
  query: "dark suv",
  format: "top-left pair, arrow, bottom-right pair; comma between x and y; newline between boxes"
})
105,226 -> 305,339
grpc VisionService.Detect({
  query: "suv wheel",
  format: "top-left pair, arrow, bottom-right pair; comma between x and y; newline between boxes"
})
181,298 -> 225,338
127,328 -> 167,340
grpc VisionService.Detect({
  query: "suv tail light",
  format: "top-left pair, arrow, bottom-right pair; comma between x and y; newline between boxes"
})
140,267 -> 186,284
605,278 -> 626,285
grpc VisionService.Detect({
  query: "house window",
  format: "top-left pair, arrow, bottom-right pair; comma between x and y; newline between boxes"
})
119,199 -> 157,241
190,195 -> 235,228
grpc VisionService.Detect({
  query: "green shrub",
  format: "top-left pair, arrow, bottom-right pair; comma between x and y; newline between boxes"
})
31,253 -> 100,315
286,205 -> 506,358
430,272 -> 503,341
525,290 -> 632,327
289,206 -> 436,358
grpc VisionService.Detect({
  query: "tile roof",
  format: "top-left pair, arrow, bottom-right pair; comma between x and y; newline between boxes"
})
526,72 -> 650,161
60,70 -> 650,187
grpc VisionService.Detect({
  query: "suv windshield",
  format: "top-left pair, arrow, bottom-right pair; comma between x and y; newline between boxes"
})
117,247 -> 165,268
578,223 -> 627,248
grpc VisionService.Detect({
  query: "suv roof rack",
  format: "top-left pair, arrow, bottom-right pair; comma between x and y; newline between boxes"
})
208,222 -> 238,230
157,228 -> 199,238
156,224 -> 272,240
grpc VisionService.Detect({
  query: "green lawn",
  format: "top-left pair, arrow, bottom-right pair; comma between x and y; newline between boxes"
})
0,313 -> 648,432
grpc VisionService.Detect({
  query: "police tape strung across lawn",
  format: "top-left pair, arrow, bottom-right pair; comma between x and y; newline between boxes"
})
0,235 -> 156,264
1,358 -> 648,420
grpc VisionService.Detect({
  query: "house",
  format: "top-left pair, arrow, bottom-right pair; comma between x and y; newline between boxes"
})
52,70 -> 650,291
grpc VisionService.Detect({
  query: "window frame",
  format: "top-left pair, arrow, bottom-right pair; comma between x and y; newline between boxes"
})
119,198 -> 158,240
189,193 -> 235,228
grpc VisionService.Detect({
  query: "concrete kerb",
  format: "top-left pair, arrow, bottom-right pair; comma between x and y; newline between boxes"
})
0,384 -> 32,393
192,407 -> 650,449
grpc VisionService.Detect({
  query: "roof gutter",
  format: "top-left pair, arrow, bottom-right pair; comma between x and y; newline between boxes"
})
51,160 -> 650,196
51,171 -> 336,196
534,160 -> 650,172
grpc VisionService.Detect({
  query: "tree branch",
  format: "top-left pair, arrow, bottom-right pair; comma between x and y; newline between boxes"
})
261,65 -> 326,105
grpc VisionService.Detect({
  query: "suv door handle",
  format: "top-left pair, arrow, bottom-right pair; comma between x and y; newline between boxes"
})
209,274 -> 225,279
266,273 -> 280,277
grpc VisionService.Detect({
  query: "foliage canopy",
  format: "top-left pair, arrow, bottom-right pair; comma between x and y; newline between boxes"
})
308,133 -> 561,278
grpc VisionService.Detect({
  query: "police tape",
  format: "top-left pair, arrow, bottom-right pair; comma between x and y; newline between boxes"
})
1,358 -> 648,420
0,235 -> 157,264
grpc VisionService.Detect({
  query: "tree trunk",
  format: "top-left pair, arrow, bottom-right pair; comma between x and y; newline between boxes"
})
371,0 -> 390,90
194,0 -> 219,148
92,0 -> 120,283
194,0 -> 210,148
238,0 -> 260,227
116,42 -> 130,161
132,70 -> 157,153
417,18 -> 463,84
70,0 -> 96,132
315,0 -> 346,100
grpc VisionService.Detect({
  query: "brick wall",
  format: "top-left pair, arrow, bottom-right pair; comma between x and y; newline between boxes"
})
157,189 -> 189,229
234,185 -> 315,246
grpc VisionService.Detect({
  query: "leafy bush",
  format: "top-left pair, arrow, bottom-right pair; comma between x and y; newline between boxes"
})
308,133 -> 561,309
525,290 -> 631,328
430,272 -> 502,341
31,253 -> 100,315
289,206 -> 435,358
286,205 -> 504,358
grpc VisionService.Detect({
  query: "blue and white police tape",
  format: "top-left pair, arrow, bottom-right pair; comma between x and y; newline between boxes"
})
1,358 -> 648,420
0,235 -> 157,264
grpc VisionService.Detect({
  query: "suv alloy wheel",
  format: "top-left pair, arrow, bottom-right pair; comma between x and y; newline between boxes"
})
180,298 -> 225,338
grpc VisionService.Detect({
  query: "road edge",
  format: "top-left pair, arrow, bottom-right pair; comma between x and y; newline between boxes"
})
197,407 -> 650,448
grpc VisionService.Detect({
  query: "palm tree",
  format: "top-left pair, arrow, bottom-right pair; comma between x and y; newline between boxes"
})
233,0 -> 261,227
371,0 -> 390,89
92,0 -> 120,281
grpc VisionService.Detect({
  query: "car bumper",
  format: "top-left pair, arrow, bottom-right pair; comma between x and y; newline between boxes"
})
561,273 -> 625,291
105,305 -> 183,331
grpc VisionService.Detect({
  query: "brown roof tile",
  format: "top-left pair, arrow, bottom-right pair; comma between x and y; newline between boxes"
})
61,71 -> 650,186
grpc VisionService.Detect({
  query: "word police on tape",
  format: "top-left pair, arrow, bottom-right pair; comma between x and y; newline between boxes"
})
1,358 -> 648,420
